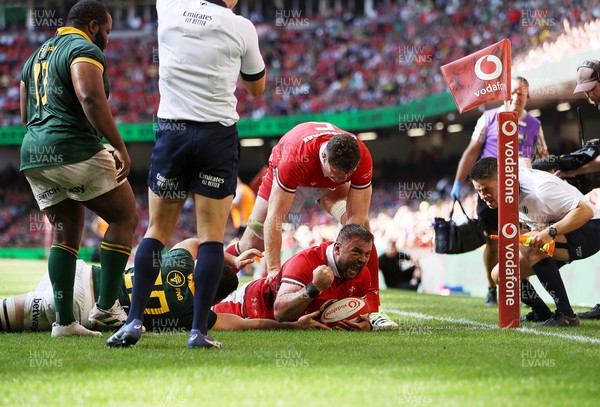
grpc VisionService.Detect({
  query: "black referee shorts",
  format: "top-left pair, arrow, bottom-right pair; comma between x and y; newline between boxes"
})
147,119 -> 239,200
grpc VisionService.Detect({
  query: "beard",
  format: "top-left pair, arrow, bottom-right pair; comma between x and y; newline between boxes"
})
93,35 -> 106,51
336,258 -> 366,280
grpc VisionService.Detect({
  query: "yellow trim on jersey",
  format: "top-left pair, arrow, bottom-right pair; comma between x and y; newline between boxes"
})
212,314 -> 220,330
51,244 -> 78,258
71,57 -> 104,73
188,276 -> 195,296
56,27 -> 92,43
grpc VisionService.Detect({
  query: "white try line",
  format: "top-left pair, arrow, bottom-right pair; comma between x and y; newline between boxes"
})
383,309 -> 600,344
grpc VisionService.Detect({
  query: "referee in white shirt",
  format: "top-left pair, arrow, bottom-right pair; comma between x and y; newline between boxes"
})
108,0 -> 266,349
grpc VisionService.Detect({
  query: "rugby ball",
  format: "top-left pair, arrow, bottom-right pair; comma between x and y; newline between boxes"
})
320,297 -> 367,327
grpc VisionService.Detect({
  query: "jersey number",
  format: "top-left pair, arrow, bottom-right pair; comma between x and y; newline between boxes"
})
33,62 -> 50,106
123,273 -> 170,315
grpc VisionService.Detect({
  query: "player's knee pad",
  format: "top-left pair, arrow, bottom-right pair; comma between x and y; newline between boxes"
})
329,200 -> 347,223
247,218 -> 264,240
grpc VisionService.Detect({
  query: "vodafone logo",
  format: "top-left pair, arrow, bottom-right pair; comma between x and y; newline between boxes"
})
501,121 -> 518,137
501,223 -> 518,239
472,54 -> 507,98
347,299 -> 360,309
474,55 -> 503,80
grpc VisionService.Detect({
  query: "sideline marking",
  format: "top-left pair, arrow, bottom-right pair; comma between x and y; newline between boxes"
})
384,309 -> 600,344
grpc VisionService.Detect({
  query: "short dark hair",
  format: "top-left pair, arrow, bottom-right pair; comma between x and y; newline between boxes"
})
214,265 -> 239,304
326,134 -> 361,172
512,76 -> 530,98
469,157 -> 498,182
336,224 -> 374,245
67,0 -> 109,28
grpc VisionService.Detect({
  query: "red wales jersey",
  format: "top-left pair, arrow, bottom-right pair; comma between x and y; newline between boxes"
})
236,242 -> 371,320
269,122 -> 372,194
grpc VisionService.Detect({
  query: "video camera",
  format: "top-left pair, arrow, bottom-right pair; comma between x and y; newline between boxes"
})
532,138 -> 600,194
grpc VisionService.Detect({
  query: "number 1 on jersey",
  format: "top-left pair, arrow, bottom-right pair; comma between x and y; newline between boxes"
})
33,61 -> 50,106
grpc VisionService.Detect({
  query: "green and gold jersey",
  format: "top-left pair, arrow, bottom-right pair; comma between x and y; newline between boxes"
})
20,27 -> 109,171
92,248 -> 218,331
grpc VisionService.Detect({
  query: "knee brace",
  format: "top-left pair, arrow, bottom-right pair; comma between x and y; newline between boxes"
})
329,200 -> 347,223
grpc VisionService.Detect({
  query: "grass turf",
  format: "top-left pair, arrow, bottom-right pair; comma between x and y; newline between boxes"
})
1,259 -> 600,407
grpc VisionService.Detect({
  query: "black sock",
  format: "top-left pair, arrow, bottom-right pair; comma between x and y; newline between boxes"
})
531,258 -> 574,317
192,242 -> 224,334
521,279 -> 553,320
128,238 -> 164,323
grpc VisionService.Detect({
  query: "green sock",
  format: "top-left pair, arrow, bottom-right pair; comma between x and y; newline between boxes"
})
48,244 -> 78,325
98,240 -> 132,310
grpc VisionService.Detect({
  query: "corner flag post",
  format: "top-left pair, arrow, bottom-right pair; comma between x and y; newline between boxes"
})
497,108 -> 521,328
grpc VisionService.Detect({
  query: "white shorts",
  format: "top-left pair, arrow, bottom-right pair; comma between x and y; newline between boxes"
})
23,150 -> 125,210
290,186 -> 334,213
22,260 -> 95,331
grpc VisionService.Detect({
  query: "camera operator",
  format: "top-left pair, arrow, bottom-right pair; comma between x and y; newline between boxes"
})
557,59 -> 600,178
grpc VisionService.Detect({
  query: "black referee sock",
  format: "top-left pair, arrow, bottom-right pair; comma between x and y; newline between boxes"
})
531,257 -> 575,317
521,278 -> 553,321
192,242 -> 224,335
128,238 -> 164,323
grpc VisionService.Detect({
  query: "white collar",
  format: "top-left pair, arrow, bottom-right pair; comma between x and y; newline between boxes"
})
319,143 -> 328,175
325,243 -> 340,278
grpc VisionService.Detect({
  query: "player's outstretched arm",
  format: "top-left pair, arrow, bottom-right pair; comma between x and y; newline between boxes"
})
345,185 -> 371,226
216,310 -> 329,330
263,183 -> 295,278
226,248 -> 263,270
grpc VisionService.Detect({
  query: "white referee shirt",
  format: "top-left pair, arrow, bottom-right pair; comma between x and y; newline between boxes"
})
156,0 -> 265,126
518,166 -> 600,230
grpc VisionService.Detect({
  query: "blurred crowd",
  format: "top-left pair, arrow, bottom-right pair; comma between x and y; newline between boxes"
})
0,159 -> 472,251
0,0 -> 596,126
2,0 -> 599,252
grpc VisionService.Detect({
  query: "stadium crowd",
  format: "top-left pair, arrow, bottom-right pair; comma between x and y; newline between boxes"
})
0,0 -> 596,126
1,0 -> 599,252
0,157 -> 470,253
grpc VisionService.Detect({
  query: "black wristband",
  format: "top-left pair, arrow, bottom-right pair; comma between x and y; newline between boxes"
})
305,282 -> 320,298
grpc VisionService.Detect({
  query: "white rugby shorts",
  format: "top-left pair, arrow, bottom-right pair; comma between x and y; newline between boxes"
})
24,150 -> 125,210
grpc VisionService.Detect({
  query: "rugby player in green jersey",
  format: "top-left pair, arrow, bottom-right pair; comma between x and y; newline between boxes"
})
0,238 -> 327,333
19,1 -> 138,337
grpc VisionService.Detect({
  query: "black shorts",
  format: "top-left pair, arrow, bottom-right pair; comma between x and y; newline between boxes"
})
147,119 -> 239,200
564,218 -> 600,261
476,195 -> 498,233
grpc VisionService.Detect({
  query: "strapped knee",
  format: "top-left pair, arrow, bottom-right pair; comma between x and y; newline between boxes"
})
329,200 -> 347,223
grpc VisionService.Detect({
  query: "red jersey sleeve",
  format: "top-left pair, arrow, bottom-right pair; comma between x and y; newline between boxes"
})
279,251 -> 315,287
349,141 -> 373,189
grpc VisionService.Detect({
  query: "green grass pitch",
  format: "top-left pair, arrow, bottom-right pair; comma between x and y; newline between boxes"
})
1,258 -> 600,407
